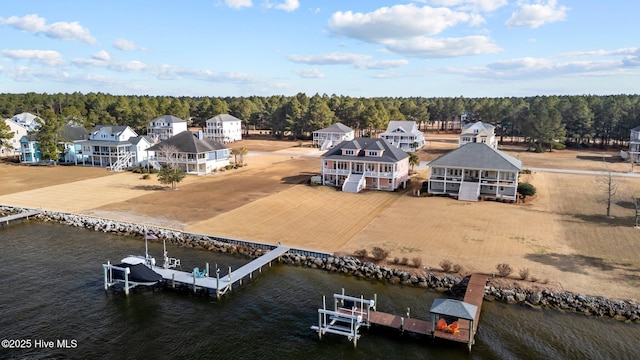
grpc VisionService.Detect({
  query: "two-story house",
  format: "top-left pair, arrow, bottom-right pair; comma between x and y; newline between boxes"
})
204,114 -> 242,143
312,122 -> 355,150
321,138 -> 409,193
379,121 -> 425,152
629,126 -> 640,163
427,143 -> 522,202
458,121 -> 497,148
147,130 -> 230,175
147,115 -> 188,142
1,119 -> 27,157
77,125 -> 153,170
10,112 -> 42,132
19,134 -> 41,163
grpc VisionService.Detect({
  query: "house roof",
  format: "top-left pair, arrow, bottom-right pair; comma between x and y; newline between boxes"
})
631,126 -> 640,132
314,122 -> 353,134
428,143 -> 522,171
461,121 -> 495,134
59,124 -> 89,141
150,115 -> 187,124
129,136 -> 154,146
323,137 -> 408,163
207,114 -> 242,123
380,121 -> 422,136
92,125 -> 131,136
146,130 -> 228,154
430,298 -> 477,320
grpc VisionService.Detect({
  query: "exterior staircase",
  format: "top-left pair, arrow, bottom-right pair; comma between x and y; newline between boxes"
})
320,139 -> 333,151
342,173 -> 365,193
458,182 -> 480,201
109,152 -> 134,172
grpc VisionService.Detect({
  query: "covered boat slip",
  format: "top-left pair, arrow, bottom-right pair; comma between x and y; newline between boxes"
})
312,273 -> 489,351
104,245 -> 290,298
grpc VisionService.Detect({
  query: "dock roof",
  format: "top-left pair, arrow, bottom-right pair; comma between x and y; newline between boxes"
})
430,298 -> 478,320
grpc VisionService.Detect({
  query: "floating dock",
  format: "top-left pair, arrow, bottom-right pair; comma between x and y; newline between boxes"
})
312,273 -> 489,351
0,209 -> 42,226
104,245 -> 290,299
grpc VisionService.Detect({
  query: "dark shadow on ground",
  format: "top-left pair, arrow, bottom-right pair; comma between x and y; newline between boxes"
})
576,155 -> 623,163
616,200 -> 637,210
132,185 -> 167,191
281,172 -> 316,184
569,213 -> 634,227
525,253 -> 640,274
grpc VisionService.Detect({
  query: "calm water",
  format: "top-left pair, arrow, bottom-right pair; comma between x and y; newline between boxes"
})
0,222 -> 638,360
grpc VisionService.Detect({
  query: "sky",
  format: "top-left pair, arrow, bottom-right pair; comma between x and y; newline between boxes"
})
0,0 -> 638,98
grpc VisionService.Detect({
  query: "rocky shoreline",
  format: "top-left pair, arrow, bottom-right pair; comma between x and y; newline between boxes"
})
2,206 -> 639,322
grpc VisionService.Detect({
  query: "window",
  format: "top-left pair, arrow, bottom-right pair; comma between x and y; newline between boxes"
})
344,149 -> 354,156
368,150 -> 378,157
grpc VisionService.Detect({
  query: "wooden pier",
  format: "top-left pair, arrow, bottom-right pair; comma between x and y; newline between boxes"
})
0,209 -> 42,226
104,245 -> 290,298
312,273 -> 489,351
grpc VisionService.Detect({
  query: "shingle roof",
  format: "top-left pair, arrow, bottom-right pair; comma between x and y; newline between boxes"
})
58,124 -> 89,141
92,125 -> 130,136
631,126 -> 640,132
314,122 -> 353,134
150,115 -> 187,123
430,298 -> 477,320
146,131 -> 228,154
323,137 -> 408,163
461,121 -> 495,133
380,121 -> 422,136
207,114 -> 242,122
428,143 -> 522,171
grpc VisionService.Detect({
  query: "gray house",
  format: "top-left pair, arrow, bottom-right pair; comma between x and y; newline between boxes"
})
427,143 -> 522,202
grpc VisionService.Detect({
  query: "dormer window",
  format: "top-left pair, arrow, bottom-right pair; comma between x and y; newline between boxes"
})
368,150 -> 378,157
343,149 -> 355,156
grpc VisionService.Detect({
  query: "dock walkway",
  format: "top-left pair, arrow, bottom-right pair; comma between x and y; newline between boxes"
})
315,273 -> 489,351
0,209 -> 42,225
105,245 -> 290,298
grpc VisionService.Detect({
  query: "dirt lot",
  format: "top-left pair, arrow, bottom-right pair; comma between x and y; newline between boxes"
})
1,134 -> 639,300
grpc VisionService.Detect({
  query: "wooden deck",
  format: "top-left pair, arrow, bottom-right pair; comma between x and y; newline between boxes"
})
0,209 -> 42,225
366,273 -> 489,348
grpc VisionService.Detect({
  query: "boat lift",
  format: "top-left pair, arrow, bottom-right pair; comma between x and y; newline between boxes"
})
311,290 -> 377,348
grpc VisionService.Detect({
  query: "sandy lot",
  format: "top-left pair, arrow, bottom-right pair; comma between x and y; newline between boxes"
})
1,135 -> 639,300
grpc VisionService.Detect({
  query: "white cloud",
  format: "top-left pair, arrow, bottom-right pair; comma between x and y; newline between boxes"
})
266,0 -> 300,12
505,0 -> 569,28
92,50 -> 111,61
4,65 -> 69,82
287,52 -> 371,65
355,59 -> 409,70
429,0 -> 509,12
108,60 -> 147,72
0,14 -> 96,44
560,48 -> 639,58
113,38 -> 144,51
328,4 -> 471,42
1,49 -> 65,66
293,68 -> 325,78
383,35 -> 501,58
225,0 -> 252,9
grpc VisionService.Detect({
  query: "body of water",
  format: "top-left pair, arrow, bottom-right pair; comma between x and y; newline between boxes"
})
0,222 -> 638,359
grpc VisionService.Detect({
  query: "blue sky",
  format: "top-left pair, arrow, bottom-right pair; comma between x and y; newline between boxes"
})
0,1 -> 638,98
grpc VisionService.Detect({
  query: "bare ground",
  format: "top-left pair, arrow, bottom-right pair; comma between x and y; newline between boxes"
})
1,135 -> 639,300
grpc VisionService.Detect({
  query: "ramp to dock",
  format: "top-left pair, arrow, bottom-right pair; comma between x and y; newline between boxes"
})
0,209 -> 42,225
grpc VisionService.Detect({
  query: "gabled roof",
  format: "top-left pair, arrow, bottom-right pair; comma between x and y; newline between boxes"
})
428,143 -> 522,171
314,122 -> 353,134
206,114 -> 242,122
147,131 -> 228,154
380,121 -> 422,137
461,121 -> 495,134
59,124 -> 89,142
129,136 -> 154,146
150,115 -> 186,124
631,125 -> 640,132
430,298 -> 477,320
323,137 -> 408,163
92,125 -> 131,136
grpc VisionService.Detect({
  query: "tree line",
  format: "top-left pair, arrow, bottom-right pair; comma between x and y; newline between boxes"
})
2,92 -> 640,151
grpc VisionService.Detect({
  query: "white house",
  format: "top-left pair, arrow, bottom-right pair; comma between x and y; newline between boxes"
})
321,138 -> 409,193
379,121 -> 425,152
427,143 -> 522,202
147,115 -> 188,141
10,112 -> 41,132
204,114 -> 242,143
146,130 -> 230,175
312,122 -> 355,150
1,119 -> 27,157
76,125 -> 153,170
629,126 -> 640,163
459,121 -> 497,148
